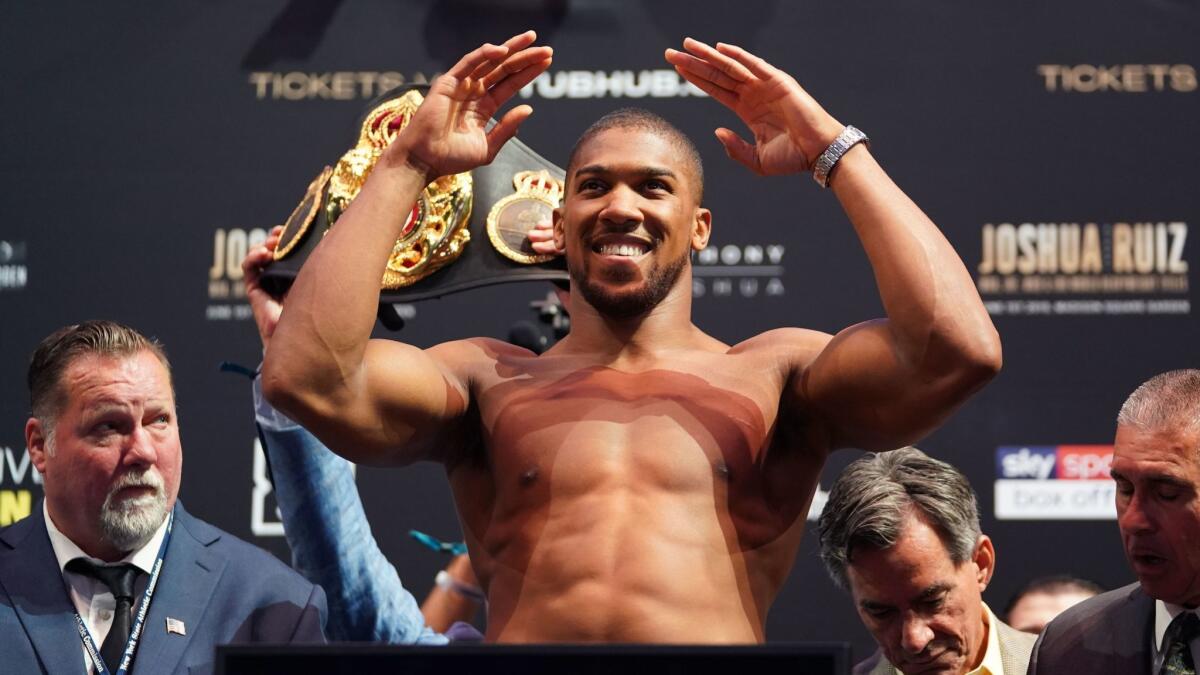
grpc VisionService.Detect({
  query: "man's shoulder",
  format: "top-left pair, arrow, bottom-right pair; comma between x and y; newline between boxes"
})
172,505 -> 315,594
851,648 -> 894,675
0,509 -> 42,551
996,616 -> 1038,647
1030,582 -> 1151,674
730,327 -> 832,358
1044,581 -> 1143,631
426,336 -> 526,375
994,617 -> 1038,673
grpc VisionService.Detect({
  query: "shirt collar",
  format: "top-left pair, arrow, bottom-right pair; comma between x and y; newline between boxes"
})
965,602 -> 1005,675
1155,599 -> 1200,652
44,499 -> 170,575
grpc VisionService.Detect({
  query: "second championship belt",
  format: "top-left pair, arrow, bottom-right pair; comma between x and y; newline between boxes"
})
263,84 -> 568,308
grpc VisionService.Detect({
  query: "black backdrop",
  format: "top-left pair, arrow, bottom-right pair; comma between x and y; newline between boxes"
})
1,0 -> 1197,661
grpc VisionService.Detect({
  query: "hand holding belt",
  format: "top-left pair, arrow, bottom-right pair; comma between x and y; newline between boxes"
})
262,84 -> 568,308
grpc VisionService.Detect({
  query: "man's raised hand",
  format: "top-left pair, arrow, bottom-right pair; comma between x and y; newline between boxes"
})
242,225 -> 286,350
665,38 -> 844,176
389,31 -> 553,180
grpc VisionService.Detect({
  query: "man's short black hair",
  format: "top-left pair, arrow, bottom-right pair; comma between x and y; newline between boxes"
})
1003,575 -> 1105,620
565,107 -> 705,204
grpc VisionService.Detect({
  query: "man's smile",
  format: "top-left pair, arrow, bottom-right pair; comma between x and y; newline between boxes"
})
588,233 -> 656,261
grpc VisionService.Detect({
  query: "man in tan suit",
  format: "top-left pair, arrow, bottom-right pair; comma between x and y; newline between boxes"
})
818,447 -> 1035,674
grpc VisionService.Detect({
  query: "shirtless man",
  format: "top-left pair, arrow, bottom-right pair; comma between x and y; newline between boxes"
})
263,32 -> 1002,643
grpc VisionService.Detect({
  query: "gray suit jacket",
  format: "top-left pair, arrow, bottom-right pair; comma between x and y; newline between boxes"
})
0,501 -> 326,675
1027,582 -> 1154,675
855,616 -> 1037,675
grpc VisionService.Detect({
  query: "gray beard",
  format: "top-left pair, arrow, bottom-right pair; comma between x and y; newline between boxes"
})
99,471 -> 168,553
572,249 -> 688,319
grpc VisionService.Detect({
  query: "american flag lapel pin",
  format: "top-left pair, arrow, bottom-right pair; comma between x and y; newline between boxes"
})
166,617 -> 186,636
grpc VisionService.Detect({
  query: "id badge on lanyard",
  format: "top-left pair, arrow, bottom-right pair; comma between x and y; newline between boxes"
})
70,511 -> 173,675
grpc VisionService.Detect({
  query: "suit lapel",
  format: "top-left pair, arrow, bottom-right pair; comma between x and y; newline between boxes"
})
0,505 -> 93,675
1114,585 -> 1156,675
130,504 -> 227,675
994,618 -> 1036,674
1078,583 -> 1154,674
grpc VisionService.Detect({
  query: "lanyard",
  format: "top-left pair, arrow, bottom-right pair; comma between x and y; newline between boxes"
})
70,511 -> 173,675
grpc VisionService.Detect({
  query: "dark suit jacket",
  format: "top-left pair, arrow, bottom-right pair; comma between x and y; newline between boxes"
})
854,614 -> 1037,674
0,501 -> 326,674
1027,582 -> 1154,675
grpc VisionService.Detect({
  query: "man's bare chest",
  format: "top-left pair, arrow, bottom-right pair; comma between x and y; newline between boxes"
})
479,359 -> 775,455
462,357 -> 819,542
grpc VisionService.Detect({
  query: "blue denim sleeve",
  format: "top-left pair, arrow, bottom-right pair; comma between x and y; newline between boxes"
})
252,377 -> 448,645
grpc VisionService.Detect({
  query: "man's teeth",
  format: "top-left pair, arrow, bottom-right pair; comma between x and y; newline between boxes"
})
598,243 -> 647,257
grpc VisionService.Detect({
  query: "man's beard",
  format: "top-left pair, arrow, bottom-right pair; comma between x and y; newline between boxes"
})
572,249 -> 689,319
99,469 -> 168,552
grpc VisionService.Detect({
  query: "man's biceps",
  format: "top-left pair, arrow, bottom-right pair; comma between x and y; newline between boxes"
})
802,342 -> 900,405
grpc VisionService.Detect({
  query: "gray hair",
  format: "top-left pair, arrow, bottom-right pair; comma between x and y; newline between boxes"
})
1117,369 -> 1200,437
817,446 -> 982,591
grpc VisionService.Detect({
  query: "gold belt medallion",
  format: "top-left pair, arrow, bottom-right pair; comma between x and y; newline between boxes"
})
486,170 -> 562,264
325,90 -> 473,288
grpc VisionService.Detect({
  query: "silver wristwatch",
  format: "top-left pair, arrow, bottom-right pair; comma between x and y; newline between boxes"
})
811,125 -> 869,188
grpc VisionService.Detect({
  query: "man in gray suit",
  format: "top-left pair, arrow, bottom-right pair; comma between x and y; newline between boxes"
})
818,447 -> 1036,675
1029,369 -> 1200,675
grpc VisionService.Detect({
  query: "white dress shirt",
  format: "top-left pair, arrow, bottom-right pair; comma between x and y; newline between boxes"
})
1154,600 -> 1200,673
43,500 -> 170,673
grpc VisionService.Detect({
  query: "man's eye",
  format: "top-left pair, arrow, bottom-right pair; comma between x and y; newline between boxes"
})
865,607 -> 892,619
578,179 -> 605,192
644,179 -> 669,192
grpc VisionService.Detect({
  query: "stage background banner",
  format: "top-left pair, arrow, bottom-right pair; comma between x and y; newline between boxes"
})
2,0 -> 1196,659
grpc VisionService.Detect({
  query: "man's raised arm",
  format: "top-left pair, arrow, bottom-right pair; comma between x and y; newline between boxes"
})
263,32 -> 552,464
668,38 -> 1000,451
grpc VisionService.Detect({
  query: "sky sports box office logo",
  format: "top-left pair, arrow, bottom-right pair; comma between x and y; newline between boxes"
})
994,445 -> 1115,520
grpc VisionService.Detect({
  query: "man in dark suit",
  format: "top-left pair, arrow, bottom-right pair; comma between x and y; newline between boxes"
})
1029,369 -> 1200,675
818,447 -> 1036,675
0,320 -> 325,674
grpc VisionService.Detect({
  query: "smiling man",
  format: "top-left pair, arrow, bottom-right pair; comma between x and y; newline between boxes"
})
0,321 -> 325,674
818,447 -> 1036,674
264,31 -> 1001,642
1029,369 -> 1200,674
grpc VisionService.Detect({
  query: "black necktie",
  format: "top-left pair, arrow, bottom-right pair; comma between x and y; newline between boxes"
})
1162,611 -> 1200,675
66,559 -> 140,673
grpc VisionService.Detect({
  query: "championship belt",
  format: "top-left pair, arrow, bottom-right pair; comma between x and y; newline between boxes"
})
263,84 -> 568,306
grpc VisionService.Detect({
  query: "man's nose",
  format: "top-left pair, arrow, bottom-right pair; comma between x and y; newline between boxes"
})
900,615 -> 935,654
123,426 -> 158,466
598,186 -> 643,227
1119,493 -> 1155,534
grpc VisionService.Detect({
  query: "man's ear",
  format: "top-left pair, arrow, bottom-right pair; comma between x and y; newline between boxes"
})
26,417 -> 49,473
552,206 -> 565,251
973,535 -> 996,591
692,207 -> 712,251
